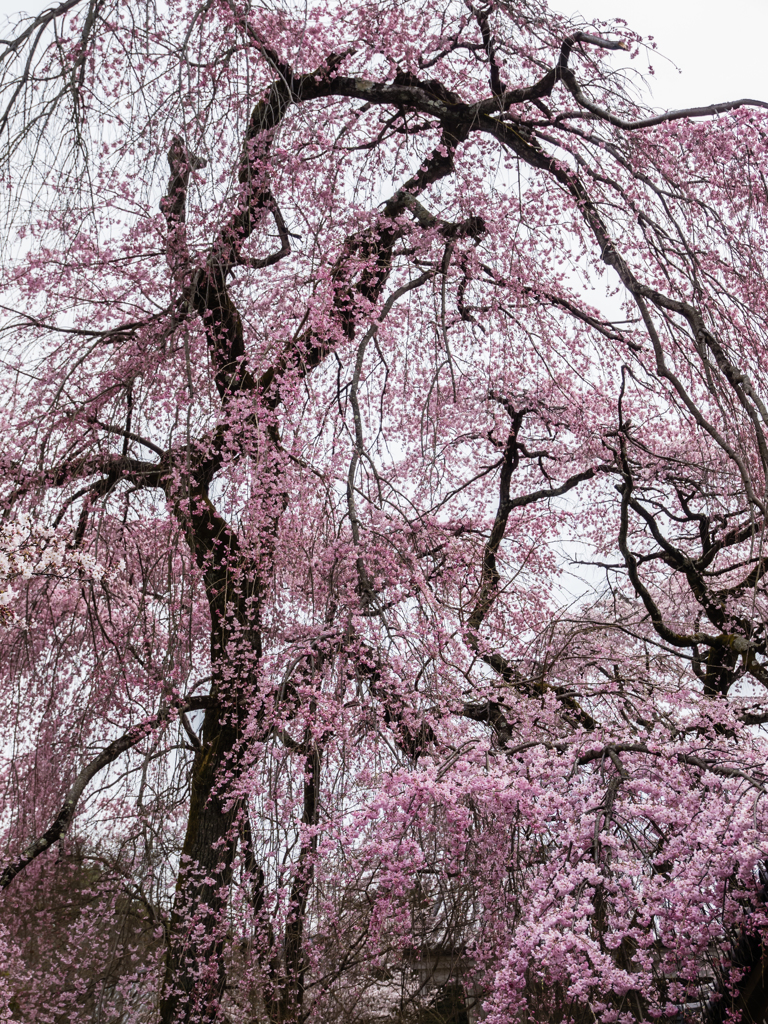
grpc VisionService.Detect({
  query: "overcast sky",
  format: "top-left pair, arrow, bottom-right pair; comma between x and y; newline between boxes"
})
573,0 -> 768,109
0,0 -> 765,111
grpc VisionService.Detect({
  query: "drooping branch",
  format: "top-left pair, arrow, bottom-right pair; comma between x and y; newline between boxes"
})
559,77 -> 768,131
0,695 -> 214,889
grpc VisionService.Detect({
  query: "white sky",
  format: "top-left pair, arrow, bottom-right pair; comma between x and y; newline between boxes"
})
573,0 -> 768,108
0,0 -> 765,111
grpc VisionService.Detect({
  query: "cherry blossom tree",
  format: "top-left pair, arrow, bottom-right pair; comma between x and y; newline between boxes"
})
2,0 -> 768,1022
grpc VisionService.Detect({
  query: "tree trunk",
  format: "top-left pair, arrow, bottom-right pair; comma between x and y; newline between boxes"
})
159,706 -> 241,1024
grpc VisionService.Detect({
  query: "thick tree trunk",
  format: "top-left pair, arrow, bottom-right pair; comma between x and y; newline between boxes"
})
159,707 -> 241,1024
160,493 -> 263,1024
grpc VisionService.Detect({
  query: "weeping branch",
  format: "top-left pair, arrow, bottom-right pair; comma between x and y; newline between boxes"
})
0,695 -> 214,889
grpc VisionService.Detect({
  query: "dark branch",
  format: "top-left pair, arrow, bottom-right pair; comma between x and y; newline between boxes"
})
0,695 -> 214,889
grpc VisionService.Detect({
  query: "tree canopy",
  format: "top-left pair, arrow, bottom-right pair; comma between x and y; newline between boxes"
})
2,1 -> 768,1022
